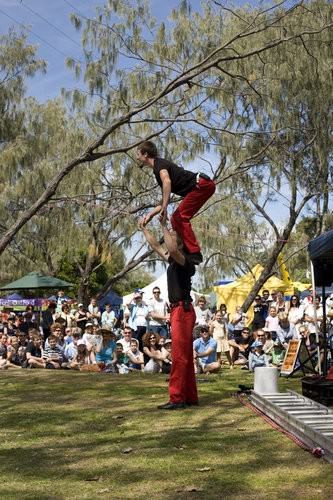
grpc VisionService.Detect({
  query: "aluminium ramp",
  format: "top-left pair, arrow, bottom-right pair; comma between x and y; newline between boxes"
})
250,390 -> 333,463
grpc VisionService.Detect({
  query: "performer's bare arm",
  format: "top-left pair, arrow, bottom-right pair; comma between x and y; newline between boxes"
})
141,169 -> 170,225
142,204 -> 162,226
159,169 -> 171,224
160,220 -> 185,266
139,222 -> 169,262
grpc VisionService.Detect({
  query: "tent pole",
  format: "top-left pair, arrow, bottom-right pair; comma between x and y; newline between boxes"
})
322,284 -> 328,377
310,261 -> 322,376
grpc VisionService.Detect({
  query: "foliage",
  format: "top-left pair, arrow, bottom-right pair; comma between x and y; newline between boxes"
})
0,29 -> 46,146
0,2 -> 332,300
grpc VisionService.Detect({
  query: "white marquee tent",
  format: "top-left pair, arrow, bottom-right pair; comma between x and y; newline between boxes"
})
122,272 -> 211,306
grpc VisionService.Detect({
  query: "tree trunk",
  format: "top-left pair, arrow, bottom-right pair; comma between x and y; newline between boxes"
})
241,209 -> 307,312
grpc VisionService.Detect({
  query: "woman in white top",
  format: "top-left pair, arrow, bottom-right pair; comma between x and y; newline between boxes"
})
286,295 -> 304,330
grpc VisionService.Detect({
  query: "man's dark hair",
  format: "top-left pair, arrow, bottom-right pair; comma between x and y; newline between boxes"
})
138,141 -> 158,158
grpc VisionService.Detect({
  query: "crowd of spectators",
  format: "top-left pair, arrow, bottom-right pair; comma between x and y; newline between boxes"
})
0,287 -> 330,374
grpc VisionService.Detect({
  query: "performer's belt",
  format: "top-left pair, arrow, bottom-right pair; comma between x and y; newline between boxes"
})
170,300 -> 192,311
196,172 -> 211,183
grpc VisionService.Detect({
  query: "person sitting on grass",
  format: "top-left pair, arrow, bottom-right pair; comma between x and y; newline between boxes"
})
64,327 -> 73,345
0,335 -> 22,369
95,325 -> 117,370
43,335 -> 64,369
5,313 -> 18,337
254,329 -> 274,364
115,342 -> 130,374
0,333 -> 8,368
82,322 -> 102,353
142,331 -> 162,373
71,341 -> 96,369
160,338 -> 172,374
7,336 -> 24,368
17,330 -> 29,350
117,326 -> 133,355
6,335 -> 26,368
127,338 -> 144,371
248,340 -> 269,372
45,323 -> 64,350
64,330 -> 82,365
228,327 -> 253,366
26,333 -> 45,369
193,326 -> 220,374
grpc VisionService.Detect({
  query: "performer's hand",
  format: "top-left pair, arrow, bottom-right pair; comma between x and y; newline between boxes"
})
158,207 -> 167,224
139,213 -> 152,227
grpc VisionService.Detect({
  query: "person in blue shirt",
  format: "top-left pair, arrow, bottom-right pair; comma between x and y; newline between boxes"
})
95,325 -> 117,367
248,340 -> 269,372
193,326 -> 220,374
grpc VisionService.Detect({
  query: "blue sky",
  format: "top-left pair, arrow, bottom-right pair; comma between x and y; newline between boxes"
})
0,0 -> 206,100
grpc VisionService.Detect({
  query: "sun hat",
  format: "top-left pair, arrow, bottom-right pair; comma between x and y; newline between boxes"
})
100,324 -> 114,334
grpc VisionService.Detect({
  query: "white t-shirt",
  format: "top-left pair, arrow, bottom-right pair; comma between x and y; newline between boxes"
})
118,337 -> 131,353
148,298 -> 168,326
265,315 -> 279,332
135,305 -> 148,327
82,333 -> 102,349
194,306 -> 212,326
304,304 -> 323,333
101,310 -> 115,326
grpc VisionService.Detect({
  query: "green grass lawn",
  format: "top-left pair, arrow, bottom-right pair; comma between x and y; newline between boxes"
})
0,367 -> 332,499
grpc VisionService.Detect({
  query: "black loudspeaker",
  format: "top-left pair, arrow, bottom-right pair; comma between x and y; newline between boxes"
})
313,259 -> 333,287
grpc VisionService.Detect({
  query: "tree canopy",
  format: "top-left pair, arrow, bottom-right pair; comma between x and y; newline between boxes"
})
0,1 -> 332,303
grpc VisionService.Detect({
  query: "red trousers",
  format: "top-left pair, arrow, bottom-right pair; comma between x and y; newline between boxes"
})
171,177 -> 216,253
169,303 -> 198,404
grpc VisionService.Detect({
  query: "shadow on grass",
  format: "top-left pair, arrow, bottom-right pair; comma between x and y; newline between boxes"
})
0,370 -> 331,499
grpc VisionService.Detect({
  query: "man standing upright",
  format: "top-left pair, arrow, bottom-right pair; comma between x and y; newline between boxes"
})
148,287 -> 169,338
140,219 -> 199,409
137,141 -> 215,264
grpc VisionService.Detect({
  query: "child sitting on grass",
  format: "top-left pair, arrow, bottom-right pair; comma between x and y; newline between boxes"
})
248,340 -> 269,372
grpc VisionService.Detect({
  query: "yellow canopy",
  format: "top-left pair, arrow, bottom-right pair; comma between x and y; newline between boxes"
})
214,264 -> 310,322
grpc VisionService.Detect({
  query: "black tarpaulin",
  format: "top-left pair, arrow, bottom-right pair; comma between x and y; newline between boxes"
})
308,229 -> 333,286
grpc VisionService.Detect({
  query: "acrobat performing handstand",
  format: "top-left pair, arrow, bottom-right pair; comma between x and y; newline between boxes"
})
137,141 -> 216,264
139,218 -> 200,409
